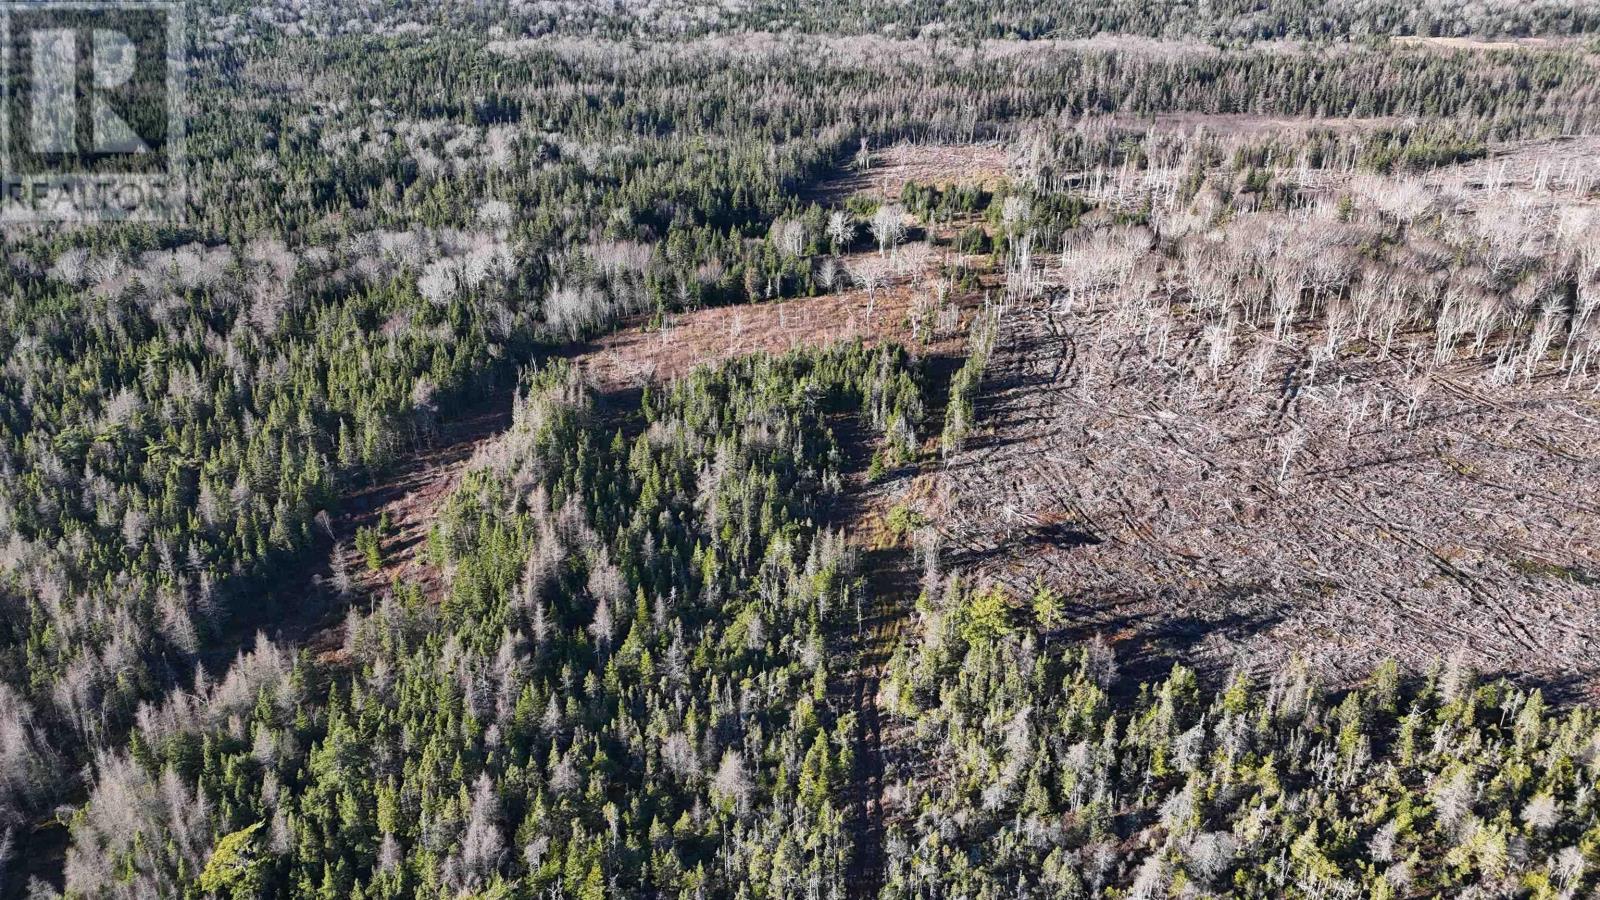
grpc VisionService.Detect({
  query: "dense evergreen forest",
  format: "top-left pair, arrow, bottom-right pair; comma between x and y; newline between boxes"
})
62,346 -> 923,898
1,0 -> 1598,896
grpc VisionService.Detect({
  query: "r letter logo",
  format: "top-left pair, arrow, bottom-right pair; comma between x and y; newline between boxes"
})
1,1 -> 184,222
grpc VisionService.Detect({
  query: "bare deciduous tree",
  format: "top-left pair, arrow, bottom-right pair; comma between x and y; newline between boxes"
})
869,204 -> 906,256
826,211 -> 854,251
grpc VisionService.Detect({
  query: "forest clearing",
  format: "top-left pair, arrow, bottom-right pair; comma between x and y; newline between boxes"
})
6,10 -> 1600,898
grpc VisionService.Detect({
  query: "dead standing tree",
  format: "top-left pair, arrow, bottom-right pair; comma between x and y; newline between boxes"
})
869,203 -> 907,257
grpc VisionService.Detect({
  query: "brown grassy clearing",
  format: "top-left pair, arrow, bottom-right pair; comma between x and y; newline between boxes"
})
569,277 -> 972,391
807,142 -> 1011,203
1392,35 -> 1582,52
